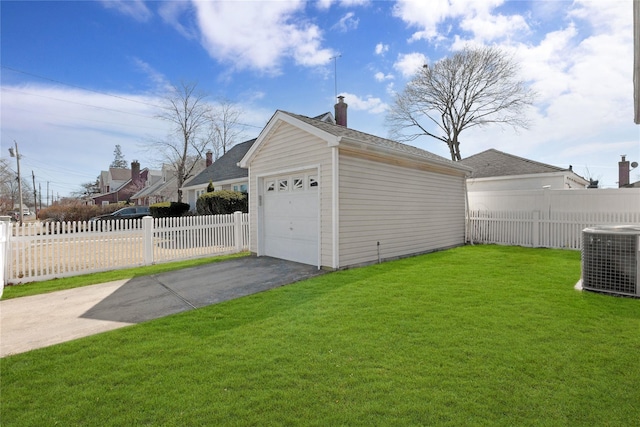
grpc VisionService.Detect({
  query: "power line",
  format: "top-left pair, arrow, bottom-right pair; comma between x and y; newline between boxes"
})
3,65 -> 267,136
2,65 -> 165,109
3,87 -> 162,120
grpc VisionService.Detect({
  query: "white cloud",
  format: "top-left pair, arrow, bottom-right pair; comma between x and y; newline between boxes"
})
333,12 -> 359,32
317,0 -> 370,9
99,0 -> 152,22
393,52 -> 427,79
459,13 -> 529,43
338,92 -> 388,114
393,0 -> 528,45
392,0 -> 504,42
375,43 -> 389,55
192,1 -> 335,73
374,72 -> 394,82
131,58 -> 172,93
157,1 -> 198,39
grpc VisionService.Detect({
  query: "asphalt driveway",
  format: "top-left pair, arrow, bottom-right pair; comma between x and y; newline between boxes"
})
1,256 -> 323,357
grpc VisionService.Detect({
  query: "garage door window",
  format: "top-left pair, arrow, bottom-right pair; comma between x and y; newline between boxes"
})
266,181 -> 275,192
293,177 -> 304,190
278,179 -> 288,191
309,176 -> 318,188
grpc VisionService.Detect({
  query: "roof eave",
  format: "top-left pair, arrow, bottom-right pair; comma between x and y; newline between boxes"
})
337,136 -> 472,175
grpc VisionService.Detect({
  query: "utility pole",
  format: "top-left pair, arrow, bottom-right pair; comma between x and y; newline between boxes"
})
8,140 -> 24,225
32,170 -> 37,218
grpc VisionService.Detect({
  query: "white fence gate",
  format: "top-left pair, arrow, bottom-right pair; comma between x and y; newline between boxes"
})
2,212 -> 249,284
467,188 -> 640,249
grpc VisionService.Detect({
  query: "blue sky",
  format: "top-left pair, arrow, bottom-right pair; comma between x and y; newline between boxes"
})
1,0 -> 638,198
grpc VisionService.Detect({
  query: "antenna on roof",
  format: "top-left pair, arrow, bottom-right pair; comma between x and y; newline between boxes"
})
330,54 -> 342,99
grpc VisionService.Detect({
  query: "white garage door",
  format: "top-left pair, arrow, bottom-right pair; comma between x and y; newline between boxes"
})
263,172 -> 318,266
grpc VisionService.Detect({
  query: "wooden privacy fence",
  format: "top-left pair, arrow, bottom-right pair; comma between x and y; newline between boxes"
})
468,210 -> 640,250
2,212 -> 249,284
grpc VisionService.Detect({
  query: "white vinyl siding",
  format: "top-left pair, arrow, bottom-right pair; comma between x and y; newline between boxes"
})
247,122 -> 333,267
338,152 -> 466,267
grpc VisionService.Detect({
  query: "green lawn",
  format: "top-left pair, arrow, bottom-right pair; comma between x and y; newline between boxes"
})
1,245 -> 639,426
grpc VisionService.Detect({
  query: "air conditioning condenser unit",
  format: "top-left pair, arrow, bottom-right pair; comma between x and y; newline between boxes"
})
582,225 -> 640,297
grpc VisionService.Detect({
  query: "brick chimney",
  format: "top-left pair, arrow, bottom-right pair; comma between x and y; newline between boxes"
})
335,96 -> 348,127
131,160 -> 140,183
618,155 -> 630,188
206,150 -> 213,167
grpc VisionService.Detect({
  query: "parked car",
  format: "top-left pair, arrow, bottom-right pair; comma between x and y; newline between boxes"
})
90,206 -> 151,222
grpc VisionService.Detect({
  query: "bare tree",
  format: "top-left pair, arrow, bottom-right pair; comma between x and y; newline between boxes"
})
0,158 -> 15,213
0,157 -> 33,212
206,98 -> 245,161
72,178 -> 100,199
154,81 -> 211,203
387,46 -> 536,161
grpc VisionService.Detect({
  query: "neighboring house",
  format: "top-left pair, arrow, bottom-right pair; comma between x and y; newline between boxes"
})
618,155 -> 640,188
460,149 -> 590,191
182,140 -> 256,211
92,161 -> 150,205
239,97 -> 472,269
132,159 -> 208,206
130,166 -> 168,206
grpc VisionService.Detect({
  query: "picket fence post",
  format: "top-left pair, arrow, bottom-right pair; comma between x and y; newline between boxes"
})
142,216 -> 154,265
234,211 -> 243,253
0,220 -> 8,298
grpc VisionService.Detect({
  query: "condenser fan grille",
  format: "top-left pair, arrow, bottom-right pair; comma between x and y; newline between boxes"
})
582,227 -> 639,297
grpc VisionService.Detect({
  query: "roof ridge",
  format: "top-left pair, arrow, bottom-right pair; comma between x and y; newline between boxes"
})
282,111 -> 458,165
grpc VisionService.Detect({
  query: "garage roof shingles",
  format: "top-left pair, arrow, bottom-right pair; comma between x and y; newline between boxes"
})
459,149 -> 569,178
284,111 -> 460,166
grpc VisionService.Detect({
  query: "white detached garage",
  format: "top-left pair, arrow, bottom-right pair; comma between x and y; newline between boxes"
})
239,103 -> 472,269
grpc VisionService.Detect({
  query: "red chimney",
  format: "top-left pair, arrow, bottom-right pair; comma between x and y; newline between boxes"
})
206,150 -> 213,167
131,160 -> 140,183
618,155 -> 630,188
335,96 -> 348,127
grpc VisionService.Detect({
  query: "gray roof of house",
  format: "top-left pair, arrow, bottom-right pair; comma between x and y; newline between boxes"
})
459,149 -> 571,178
284,111 -> 462,167
184,139 -> 256,187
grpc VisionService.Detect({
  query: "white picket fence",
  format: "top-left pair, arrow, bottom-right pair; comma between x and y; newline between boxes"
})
467,210 -> 640,249
2,212 -> 249,284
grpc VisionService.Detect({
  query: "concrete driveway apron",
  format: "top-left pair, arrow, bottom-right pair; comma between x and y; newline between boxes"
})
1,256 -> 322,357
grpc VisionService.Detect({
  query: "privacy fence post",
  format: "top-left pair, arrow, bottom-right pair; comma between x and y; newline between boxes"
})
142,216 -> 154,265
234,211 -> 243,253
532,210 -> 540,247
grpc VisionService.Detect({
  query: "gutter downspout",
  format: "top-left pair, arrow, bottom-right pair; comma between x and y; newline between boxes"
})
464,177 -> 473,246
332,146 -> 340,269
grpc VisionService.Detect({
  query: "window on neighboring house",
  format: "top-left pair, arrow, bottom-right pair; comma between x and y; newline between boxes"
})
240,184 -> 247,192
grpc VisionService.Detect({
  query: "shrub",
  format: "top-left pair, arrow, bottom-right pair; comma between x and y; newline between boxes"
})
38,203 -> 123,222
196,190 -> 248,215
150,201 -> 190,218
